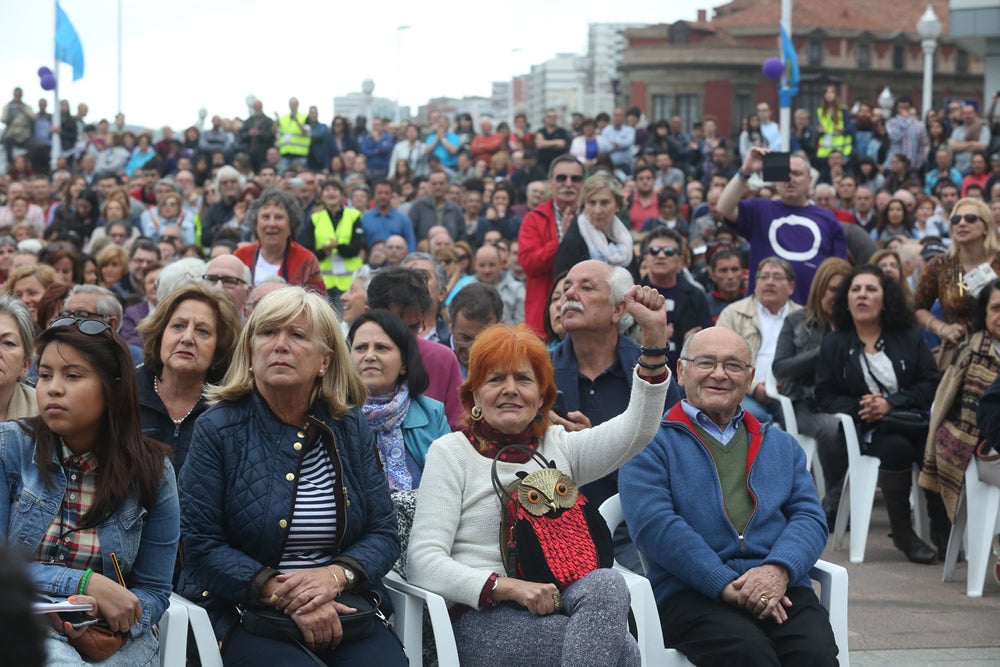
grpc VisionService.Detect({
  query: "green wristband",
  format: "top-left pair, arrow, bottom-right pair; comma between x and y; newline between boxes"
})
78,568 -> 93,595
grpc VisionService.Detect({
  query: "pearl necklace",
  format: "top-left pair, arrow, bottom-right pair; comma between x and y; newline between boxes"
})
154,376 -> 201,428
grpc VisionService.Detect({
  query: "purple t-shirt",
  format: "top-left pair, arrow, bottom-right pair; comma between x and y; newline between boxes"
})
736,199 -> 847,305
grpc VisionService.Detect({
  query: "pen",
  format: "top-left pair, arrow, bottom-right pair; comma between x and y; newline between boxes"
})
109,552 -> 127,589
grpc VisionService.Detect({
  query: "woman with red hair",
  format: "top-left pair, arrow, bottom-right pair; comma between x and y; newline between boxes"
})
408,285 -> 671,666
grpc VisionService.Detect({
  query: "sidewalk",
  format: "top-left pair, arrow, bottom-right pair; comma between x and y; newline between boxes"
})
820,494 -> 1000,665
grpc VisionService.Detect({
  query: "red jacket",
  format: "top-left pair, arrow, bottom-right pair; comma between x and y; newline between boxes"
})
518,199 -> 561,336
234,241 -> 328,297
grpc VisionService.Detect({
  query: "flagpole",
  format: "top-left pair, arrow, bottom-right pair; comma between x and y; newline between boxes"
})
51,0 -> 62,173
117,0 -> 122,114
780,0 -> 791,151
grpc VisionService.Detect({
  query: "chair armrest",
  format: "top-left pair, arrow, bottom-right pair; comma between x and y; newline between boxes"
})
166,594 -> 223,667
383,571 -> 460,667
810,560 -> 849,666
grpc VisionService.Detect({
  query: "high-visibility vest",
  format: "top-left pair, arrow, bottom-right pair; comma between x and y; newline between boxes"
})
277,112 -> 310,157
817,107 -> 852,159
312,207 -> 362,292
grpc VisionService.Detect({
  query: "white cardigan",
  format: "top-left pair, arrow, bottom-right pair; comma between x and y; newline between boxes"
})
407,367 -> 670,607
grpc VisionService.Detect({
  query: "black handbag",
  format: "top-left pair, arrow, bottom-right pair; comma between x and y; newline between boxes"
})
859,351 -> 929,441
240,591 -> 382,646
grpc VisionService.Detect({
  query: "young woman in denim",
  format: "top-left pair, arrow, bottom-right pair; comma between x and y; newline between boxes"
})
0,319 -> 179,667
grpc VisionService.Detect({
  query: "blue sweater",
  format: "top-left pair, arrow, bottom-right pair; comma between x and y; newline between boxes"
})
619,404 -> 827,606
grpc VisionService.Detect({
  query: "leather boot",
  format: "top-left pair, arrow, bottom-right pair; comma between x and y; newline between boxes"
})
879,469 -> 936,565
925,490 -> 952,562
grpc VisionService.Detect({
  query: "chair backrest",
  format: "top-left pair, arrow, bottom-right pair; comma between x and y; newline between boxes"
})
598,494 -> 651,575
765,370 -> 800,436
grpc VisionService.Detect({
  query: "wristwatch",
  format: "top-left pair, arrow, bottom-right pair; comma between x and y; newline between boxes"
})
340,565 -> 356,590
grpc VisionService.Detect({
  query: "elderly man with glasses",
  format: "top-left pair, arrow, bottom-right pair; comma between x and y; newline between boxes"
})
716,257 -> 801,424
620,326 -> 835,667
203,253 -> 252,316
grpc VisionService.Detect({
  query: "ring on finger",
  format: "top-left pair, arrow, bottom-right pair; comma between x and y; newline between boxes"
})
552,590 -> 562,610
759,594 -> 770,605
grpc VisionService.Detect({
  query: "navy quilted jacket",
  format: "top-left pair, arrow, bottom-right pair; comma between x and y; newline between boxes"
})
176,390 -> 398,639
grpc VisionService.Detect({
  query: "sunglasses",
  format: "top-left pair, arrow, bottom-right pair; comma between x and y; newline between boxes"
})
951,213 -> 983,225
554,174 -> 584,184
648,246 -> 679,257
48,317 -> 112,336
203,274 -> 247,288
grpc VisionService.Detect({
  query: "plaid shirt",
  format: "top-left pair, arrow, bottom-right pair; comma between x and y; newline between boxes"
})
36,443 -> 102,572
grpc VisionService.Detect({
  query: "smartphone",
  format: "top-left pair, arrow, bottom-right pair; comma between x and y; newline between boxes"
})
58,611 -> 100,629
762,152 -> 791,182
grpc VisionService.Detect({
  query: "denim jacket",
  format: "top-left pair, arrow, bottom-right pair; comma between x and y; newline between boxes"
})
0,421 -> 180,637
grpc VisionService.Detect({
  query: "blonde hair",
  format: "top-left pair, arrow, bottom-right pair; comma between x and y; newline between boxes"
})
947,198 -> 999,257
208,286 -> 366,417
577,172 -> 625,213
4,263 -> 62,294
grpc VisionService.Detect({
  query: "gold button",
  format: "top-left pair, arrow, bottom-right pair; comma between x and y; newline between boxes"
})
201,590 -> 209,597
293,442 -> 303,451
286,473 -> 295,481
297,431 -> 306,438
279,519 -> 288,528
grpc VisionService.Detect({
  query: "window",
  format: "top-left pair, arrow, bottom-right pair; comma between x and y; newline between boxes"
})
808,41 -> 823,66
651,94 -> 698,127
957,49 -> 969,73
856,43 -> 871,69
892,45 -> 905,71
733,94 -> 752,136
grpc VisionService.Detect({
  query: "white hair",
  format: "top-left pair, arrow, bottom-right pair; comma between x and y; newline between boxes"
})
607,265 -> 635,334
157,257 -> 208,302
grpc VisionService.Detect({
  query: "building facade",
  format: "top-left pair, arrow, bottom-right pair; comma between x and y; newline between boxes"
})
620,0 -> 985,137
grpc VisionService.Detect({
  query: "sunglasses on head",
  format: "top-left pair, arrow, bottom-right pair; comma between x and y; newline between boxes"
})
48,317 -> 112,336
554,174 -> 584,184
648,246 -> 679,257
950,213 -> 983,225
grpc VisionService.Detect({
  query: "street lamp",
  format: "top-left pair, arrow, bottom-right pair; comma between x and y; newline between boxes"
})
395,25 -> 410,124
916,4 -> 942,120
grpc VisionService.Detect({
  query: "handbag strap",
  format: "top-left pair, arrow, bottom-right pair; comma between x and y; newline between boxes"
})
858,343 -> 891,396
490,444 -> 552,505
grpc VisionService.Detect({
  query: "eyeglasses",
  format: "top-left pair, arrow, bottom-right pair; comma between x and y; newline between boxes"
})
57,309 -> 111,323
48,317 -> 112,335
681,356 -> 752,375
951,213 -> 983,225
648,246 -> 679,257
553,174 -> 584,184
757,272 -> 790,283
203,274 -> 247,288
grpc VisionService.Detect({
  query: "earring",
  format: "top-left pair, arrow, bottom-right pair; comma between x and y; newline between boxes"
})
248,367 -> 253,375
319,368 -> 326,377
471,405 -> 483,421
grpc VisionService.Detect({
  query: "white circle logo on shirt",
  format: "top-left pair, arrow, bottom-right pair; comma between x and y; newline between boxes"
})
767,214 -> 822,263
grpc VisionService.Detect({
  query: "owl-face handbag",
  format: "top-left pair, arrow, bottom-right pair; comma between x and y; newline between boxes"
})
491,444 -> 614,590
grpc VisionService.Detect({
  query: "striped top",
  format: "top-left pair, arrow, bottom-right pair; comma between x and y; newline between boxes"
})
278,443 -> 339,570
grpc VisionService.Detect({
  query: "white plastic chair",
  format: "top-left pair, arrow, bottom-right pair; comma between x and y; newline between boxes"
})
159,594 -> 224,667
764,371 -> 824,498
831,413 -> 929,563
382,570 -> 460,667
598,494 -> 851,667
942,457 -> 1000,596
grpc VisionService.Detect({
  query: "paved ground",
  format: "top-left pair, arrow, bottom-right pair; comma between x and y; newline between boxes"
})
820,492 -> 1000,664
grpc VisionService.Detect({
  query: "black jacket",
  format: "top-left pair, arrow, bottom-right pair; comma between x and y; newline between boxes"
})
773,309 -> 827,404
815,325 -> 941,421
640,275 -> 712,361
553,218 -> 640,283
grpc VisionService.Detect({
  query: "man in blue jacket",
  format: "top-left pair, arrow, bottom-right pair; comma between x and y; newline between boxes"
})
620,326 -> 837,666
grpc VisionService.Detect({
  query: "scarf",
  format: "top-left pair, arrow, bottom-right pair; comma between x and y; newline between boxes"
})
362,384 -> 412,492
576,211 -> 634,268
458,416 -> 539,463
920,332 -> 1000,519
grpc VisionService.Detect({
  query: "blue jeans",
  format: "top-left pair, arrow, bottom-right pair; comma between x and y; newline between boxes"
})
45,628 -> 158,667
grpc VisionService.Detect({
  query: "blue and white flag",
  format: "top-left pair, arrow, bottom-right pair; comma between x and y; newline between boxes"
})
55,3 -> 85,81
779,24 -> 798,109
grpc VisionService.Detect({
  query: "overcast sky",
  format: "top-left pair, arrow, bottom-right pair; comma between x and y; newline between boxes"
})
2,1 -> 714,129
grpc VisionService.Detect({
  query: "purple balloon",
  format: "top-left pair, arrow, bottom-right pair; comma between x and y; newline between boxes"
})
40,73 -> 56,91
38,66 -> 52,77
762,57 -> 784,81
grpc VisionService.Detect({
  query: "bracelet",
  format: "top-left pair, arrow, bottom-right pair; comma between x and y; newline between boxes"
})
327,565 -> 341,591
934,321 -> 944,336
640,345 -> 669,357
78,568 -> 93,595
637,359 -> 668,370
737,170 -> 749,181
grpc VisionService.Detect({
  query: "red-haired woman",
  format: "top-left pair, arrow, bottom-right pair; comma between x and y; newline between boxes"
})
408,285 -> 671,666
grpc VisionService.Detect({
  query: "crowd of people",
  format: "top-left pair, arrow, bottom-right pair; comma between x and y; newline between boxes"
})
1,81 -> 1000,666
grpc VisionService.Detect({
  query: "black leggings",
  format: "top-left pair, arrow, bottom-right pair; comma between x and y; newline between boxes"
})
222,619 -> 406,667
865,430 -> 923,471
